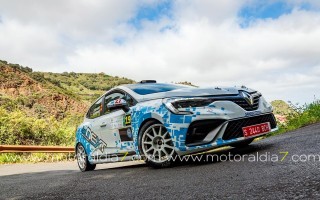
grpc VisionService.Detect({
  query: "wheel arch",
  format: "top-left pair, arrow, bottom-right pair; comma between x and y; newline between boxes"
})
75,142 -> 82,153
134,117 -> 164,155
138,118 -> 162,134
135,112 -> 164,135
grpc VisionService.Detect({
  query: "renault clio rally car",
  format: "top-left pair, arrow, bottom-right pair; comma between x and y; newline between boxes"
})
75,80 -> 277,171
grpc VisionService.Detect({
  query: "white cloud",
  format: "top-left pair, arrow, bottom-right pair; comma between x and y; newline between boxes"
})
0,0 -> 319,103
0,0 -> 137,37
0,19 -> 64,68
173,0 -> 246,24
0,0 -> 140,68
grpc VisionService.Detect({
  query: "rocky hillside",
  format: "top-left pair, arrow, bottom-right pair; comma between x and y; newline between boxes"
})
271,100 -> 293,115
0,60 -> 136,146
0,60 -> 135,119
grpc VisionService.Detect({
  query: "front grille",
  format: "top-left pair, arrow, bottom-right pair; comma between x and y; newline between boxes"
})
231,92 -> 260,111
222,114 -> 277,140
206,92 -> 261,111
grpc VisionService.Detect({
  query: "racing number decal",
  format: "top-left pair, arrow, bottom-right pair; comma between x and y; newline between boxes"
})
124,114 -> 131,126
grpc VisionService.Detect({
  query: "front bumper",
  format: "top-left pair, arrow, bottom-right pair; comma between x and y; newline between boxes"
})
172,113 -> 277,156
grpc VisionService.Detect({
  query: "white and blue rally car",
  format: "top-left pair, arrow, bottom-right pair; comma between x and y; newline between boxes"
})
76,80 -> 277,171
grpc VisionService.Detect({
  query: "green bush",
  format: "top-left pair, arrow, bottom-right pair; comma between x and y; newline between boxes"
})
30,72 -> 46,82
273,100 -> 320,135
0,107 -> 82,146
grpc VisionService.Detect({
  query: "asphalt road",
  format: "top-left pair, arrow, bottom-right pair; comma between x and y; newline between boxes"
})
1,123 -> 320,200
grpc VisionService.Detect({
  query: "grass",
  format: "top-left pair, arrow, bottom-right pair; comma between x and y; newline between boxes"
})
0,106 -> 83,146
270,99 -> 320,136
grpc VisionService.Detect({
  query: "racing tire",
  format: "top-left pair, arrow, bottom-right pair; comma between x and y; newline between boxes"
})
76,143 -> 96,172
139,120 -> 176,168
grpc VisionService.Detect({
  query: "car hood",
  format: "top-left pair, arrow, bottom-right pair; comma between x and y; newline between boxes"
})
136,86 -> 256,102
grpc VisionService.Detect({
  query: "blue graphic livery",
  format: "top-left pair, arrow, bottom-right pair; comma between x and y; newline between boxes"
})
75,81 -> 277,171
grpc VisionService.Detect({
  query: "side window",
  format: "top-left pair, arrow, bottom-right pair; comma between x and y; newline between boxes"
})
87,97 -> 103,119
124,94 -> 135,107
103,92 -> 125,115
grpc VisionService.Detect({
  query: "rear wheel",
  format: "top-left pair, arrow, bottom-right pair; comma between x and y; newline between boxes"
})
230,138 -> 254,148
76,143 -> 96,172
139,121 -> 176,168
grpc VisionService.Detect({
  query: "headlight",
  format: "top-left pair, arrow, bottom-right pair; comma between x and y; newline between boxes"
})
163,98 -> 212,115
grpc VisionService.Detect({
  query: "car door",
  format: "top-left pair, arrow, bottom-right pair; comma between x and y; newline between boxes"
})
84,96 -> 107,157
94,91 -> 135,155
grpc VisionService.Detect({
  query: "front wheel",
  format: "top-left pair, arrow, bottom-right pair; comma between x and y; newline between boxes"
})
139,121 -> 176,168
76,143 -> 96,172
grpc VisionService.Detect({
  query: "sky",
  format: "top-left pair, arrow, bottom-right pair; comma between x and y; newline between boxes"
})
0,0 -> 320,104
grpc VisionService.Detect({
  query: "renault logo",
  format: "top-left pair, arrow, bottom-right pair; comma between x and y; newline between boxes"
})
240,91 -> 254,106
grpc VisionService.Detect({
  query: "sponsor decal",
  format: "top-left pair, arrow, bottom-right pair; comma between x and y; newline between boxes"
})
81,126 -> 107,153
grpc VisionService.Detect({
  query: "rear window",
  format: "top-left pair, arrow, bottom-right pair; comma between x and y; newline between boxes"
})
126,83 -> 189,95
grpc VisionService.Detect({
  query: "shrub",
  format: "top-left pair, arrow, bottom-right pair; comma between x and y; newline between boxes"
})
0,107 -> 82,146
272,100 -> 320,135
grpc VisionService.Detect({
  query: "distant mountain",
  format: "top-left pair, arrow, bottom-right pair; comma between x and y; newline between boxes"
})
271,100 -> 293,115
0,60 -> 135,119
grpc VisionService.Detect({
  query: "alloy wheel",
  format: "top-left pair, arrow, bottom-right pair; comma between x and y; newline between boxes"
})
141,124 -> 175,163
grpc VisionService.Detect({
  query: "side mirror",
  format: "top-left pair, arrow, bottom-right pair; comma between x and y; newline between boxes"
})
107,99 -> 130,112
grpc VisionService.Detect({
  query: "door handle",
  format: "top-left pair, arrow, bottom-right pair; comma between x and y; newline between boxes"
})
100,122 -> 107,127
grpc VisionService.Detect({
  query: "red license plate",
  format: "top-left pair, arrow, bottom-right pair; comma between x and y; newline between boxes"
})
242,122 -> 271,137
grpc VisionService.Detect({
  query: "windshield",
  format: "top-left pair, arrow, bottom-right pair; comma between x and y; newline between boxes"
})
126,83 -> 189,95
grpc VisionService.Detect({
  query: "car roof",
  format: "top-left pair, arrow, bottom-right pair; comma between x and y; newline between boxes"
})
115,83 -> 190,102
101,83 -> 251,103
124,83 -> 188,94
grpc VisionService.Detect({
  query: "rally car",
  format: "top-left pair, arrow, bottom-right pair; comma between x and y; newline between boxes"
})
75,80 -> 277,171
